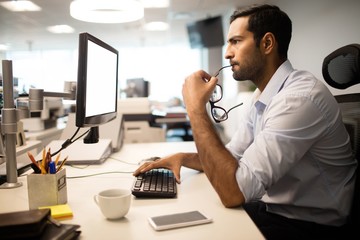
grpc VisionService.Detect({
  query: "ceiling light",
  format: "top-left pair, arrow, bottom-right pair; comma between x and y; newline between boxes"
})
144,21 -> 169,31
170,12 -> 192,20
0,0 -> 41,12
47,25 -> 75,34
140,0 -> 169,8
70,0 -> 144,24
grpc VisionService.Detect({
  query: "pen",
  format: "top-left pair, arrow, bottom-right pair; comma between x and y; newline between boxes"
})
48,161 -> 56,174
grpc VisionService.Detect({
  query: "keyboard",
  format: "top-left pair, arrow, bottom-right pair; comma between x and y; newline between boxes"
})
131,168 -> 177,198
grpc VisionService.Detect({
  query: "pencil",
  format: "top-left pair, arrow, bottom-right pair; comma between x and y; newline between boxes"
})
27,151 -> 41,171
55,153 -> 61,166
46,148 -> 51,172
41,148 -> 46,173
39,164 -> 47,174
56,156 -> 68,173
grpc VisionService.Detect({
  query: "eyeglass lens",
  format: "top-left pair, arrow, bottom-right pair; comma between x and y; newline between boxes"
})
211,107 -> 227,121
209,65 -> 243,123
211,65 -> 231,102
210,85 -> 222,103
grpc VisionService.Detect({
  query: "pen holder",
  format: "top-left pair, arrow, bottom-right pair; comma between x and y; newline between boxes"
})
27,168 -> 67,209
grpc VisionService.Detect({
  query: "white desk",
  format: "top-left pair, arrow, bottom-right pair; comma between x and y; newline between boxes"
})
0,141 -> 264,240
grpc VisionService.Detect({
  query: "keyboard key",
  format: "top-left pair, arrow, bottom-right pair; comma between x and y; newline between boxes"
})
131,168 -> 177,198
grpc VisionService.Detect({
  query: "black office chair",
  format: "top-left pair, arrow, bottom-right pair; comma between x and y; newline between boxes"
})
322,43 -> 360,236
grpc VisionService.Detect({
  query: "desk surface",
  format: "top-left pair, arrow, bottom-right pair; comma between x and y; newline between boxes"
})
0,141 -> 264,240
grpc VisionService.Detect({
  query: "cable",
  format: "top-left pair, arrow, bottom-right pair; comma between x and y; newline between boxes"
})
50,127 -> 90,157
107,156 -> 139,165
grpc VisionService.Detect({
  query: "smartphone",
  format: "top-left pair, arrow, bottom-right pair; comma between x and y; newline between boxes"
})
148,210 -> 212,231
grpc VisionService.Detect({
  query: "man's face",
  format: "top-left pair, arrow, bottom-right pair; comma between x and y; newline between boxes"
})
225,17 -> 265,83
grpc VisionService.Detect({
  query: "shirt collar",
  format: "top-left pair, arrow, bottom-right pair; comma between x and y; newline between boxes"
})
257,60 -> 294,107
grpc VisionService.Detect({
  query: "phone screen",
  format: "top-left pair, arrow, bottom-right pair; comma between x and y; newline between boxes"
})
148,210 -> 212,231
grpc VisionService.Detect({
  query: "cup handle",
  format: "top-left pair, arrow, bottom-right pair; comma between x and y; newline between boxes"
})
94,195 -> 99,205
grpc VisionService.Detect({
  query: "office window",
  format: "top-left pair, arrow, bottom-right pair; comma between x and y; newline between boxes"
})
5,46 -> 201,102
118,46 -> 201,101
4,50 -> 77,94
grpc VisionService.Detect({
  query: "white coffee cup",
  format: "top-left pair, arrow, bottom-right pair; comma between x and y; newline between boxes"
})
94,188 -> 131,219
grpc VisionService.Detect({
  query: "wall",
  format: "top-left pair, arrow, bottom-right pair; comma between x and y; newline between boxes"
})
222,0 -> 360,99
220,0 -> 360,140
278,0 -> 360,95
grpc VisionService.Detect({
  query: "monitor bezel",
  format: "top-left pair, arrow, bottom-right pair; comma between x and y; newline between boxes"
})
76,32 -> 119,128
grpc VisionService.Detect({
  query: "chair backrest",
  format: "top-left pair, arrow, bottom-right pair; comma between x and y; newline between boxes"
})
322,43 -> 360,227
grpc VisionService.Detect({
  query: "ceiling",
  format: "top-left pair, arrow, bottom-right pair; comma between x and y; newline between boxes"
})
0,0 -> 258,52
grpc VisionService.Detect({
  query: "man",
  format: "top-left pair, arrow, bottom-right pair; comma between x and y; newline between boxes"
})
134,4 -> 357,239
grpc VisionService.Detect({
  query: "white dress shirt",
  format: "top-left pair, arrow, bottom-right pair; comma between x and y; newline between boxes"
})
226,60 -> 357,226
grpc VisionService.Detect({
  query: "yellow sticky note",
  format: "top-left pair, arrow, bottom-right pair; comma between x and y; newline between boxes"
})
39,204 -> 73,220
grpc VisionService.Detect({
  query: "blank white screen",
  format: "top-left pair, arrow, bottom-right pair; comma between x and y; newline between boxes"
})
85,40 -> 117,117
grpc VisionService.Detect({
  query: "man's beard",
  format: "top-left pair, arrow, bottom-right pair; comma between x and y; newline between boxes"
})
232,52 -> 265,82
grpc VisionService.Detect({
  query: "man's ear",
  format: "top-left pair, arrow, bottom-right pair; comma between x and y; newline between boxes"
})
261,32 -> 275,54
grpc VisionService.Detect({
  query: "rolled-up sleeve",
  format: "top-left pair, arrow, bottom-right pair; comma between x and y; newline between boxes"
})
235,159 -> 266,202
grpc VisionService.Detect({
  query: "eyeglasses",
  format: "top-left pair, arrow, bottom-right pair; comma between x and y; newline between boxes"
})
209,65 -> 243,123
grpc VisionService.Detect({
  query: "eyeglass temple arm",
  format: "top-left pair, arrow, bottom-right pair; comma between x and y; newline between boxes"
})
214,65 -> 232,77
226,102 -> 243,114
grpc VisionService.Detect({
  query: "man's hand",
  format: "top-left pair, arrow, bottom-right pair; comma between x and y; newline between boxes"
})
133,153 -> 184,184
182,70 -> 218,117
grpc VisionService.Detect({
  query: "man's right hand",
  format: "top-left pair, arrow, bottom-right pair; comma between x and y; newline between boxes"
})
133,153 -> 184,184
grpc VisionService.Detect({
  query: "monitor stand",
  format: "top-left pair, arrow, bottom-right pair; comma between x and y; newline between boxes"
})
36,139 -> 112,165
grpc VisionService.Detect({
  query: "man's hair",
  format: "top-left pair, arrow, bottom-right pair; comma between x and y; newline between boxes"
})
230,4 -> 292,59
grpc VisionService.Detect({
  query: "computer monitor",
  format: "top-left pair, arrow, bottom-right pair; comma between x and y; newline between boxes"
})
76,32 -> 119,143
125,78 -> 149,97
186,15 -> 224,49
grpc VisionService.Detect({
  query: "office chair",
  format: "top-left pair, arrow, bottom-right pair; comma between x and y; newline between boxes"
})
322,43 -> 360,235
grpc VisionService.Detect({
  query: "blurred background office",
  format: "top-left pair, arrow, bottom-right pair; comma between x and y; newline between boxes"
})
0,0 -> 359,142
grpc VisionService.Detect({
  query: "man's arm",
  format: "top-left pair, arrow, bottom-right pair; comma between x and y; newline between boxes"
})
133,152 -> 203,183
182,70 -> 245,207
189,107 -> 245,207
